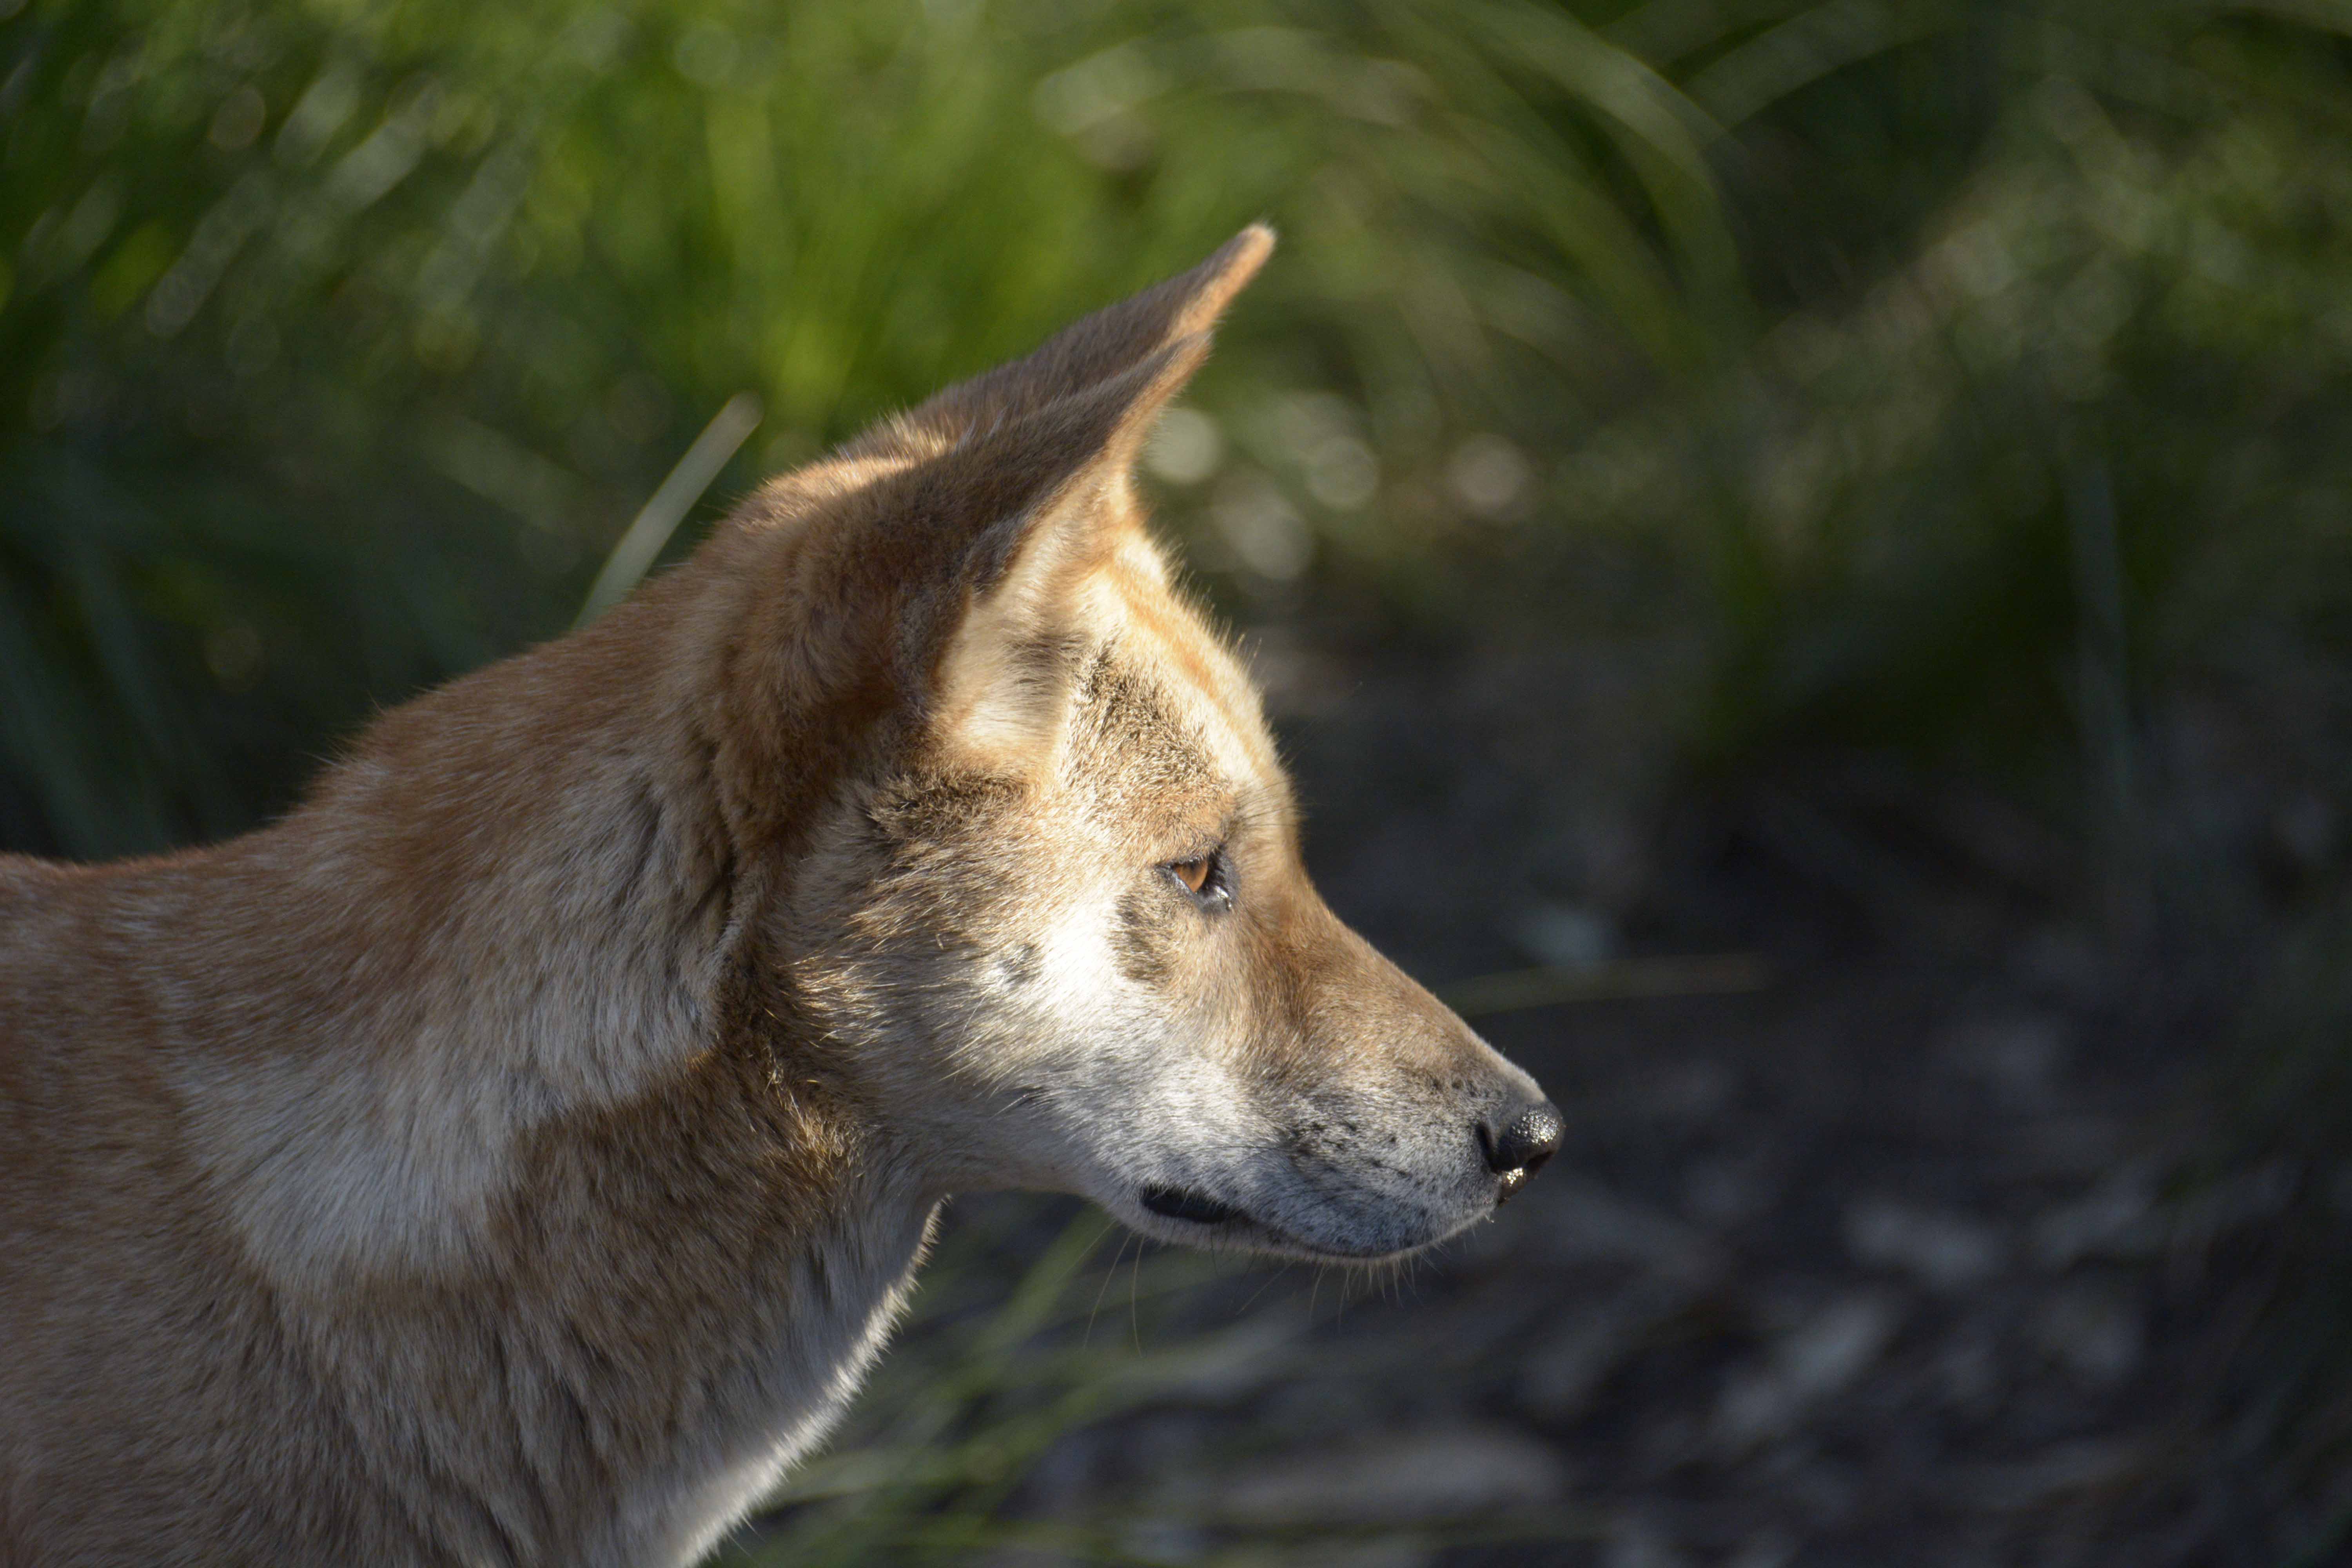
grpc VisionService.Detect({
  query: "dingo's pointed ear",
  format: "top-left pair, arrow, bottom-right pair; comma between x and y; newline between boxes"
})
737,232 -> 1268,789
851,223 -> 1273,457
884,328 -> 1214,751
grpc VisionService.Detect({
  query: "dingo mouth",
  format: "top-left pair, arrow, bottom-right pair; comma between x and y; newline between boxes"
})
1135,1182 -> 1470,1263
1139,1183 -> 1245,1226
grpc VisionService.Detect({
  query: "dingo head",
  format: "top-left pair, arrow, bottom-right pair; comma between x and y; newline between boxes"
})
720,228 -> 1559,1261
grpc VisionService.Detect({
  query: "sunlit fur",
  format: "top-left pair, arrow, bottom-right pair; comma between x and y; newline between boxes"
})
0,228 -> 1544,1567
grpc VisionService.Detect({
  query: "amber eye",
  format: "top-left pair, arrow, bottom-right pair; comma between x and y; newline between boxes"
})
1162,846 -> 1232,909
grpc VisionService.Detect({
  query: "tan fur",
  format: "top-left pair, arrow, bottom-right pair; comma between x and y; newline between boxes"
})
0,228 -> 1552,1567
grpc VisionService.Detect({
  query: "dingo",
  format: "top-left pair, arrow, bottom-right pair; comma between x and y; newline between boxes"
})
0,228 -> 1559,1567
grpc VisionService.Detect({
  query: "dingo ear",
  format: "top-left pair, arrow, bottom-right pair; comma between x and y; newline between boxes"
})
909,330 -> 1214,757
849,223 -> 1274,461
858,229 -> 1271,746
731,229 -> 1270,794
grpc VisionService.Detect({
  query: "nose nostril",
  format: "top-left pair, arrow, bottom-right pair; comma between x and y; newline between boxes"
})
1485,1101 -> 1565,1178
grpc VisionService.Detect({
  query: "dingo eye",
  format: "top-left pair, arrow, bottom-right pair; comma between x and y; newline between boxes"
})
1163,849 -> 1229,907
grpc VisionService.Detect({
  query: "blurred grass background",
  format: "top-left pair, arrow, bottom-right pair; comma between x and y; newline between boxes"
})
9,0 -> 2352,1559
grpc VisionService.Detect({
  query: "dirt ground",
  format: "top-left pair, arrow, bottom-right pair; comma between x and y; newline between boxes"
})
744,643 -> 2323,1568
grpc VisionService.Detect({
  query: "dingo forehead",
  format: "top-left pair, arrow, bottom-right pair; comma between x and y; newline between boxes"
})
1091,531 -> 1277,780
927,472 -> 1282,806
971,526 -> 1287,850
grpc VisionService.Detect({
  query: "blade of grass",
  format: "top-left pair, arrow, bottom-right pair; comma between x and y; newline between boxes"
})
1441,953 -> 1771,1017
575,392 -> 763,628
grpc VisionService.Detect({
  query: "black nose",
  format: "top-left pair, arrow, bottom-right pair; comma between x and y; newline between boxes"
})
1481,1101 -> 1564,1201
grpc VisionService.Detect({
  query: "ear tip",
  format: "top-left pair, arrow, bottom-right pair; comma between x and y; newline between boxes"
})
1205,222 -> 1277,291
1229,221 -> 1278,264
1171,225 -> 1276,336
